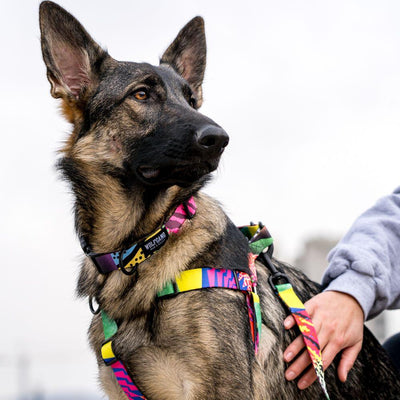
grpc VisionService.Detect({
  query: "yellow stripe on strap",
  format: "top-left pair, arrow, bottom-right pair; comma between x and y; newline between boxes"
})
101,340 -> 116,360
247,225 -> 260,238
175,269 -> 203,292
146,227 -> 164,240
277,286 -> 305,309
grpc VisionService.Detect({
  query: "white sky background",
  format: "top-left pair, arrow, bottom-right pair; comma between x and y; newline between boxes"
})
1,0 -> 400,397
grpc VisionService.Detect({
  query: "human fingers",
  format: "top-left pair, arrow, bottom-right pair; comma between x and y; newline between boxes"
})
284,334 -> 306,363
297,341 -> 342,389
296,325 -> 363,389
285,348 -> 312,381
284,315 -> 296,330
337,341 -> 363,382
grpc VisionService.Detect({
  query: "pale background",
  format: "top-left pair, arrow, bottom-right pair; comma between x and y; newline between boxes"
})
1,0 -> 400,398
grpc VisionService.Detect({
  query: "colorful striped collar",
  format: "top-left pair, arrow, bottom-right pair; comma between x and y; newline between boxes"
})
81,197 -> 196,275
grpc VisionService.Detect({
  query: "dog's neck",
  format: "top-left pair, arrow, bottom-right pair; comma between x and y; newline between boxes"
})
72,184 -> 227,317
60,156 -> 198,254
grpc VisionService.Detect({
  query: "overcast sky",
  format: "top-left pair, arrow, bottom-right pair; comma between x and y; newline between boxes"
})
2,0 -> 400,397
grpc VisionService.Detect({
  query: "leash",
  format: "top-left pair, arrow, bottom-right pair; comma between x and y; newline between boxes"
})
241,223 -> 330,400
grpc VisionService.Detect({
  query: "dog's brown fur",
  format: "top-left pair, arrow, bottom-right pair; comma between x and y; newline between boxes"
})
40,2 -> 400,399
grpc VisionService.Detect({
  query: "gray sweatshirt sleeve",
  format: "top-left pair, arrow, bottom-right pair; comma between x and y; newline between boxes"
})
322,187 -> 400,320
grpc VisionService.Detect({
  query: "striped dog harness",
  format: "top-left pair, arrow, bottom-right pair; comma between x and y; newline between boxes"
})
94,218 -> 330,400
99,267 -> 260,400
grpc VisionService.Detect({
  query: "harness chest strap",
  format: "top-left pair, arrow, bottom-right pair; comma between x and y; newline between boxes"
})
157,267 -> 262,350
95,197 -> 196,399
99,267 -> 259,400
101,311 -> 146,400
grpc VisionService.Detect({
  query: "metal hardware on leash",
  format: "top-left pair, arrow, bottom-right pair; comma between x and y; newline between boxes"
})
256,244 -> 290,293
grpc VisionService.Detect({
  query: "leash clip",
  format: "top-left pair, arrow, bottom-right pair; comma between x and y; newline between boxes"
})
268,272 -> 290,294
257,250 -> 290,293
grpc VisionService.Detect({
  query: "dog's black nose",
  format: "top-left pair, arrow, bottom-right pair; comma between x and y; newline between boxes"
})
195,125 -> 229,155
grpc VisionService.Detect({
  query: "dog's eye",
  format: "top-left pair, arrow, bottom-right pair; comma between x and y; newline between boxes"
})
132,89 -> 149,101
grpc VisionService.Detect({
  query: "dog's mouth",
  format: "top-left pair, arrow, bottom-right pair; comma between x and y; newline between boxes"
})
138,166 -> 161,180
137,159 -> 219,186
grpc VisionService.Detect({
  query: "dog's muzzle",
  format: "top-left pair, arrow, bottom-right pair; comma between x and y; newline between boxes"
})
134,124 -> 229,186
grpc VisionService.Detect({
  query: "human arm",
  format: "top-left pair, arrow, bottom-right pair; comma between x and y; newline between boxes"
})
284,187 -> 400,388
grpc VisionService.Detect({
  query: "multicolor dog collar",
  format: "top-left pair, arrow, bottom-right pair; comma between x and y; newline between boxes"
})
86,197 -> 196,274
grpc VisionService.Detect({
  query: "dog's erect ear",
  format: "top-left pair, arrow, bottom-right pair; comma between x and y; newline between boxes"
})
39,1 -> 108,105
160,16 -> 206,105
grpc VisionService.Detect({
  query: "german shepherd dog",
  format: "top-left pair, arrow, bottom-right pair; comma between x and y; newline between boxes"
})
39,2 -> 400,399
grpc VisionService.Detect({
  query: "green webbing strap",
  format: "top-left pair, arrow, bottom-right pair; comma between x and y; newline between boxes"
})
249,237 -> 273,255
101,310 -> 118,340
157,281 -> 175,297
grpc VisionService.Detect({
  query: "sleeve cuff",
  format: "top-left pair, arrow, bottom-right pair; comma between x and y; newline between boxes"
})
323,269 -> 376,320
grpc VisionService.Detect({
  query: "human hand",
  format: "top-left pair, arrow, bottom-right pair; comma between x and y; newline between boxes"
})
283,290 -> 364,389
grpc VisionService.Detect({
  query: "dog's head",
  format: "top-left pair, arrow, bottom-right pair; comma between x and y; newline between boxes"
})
39,1 -> 228,190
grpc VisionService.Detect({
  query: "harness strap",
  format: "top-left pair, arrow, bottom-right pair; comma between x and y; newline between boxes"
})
86,197 -> 196,274
158,267 -> 251,295
99,268 -> 261,400
100,311 -> 147,400
157,267 -> 262,352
